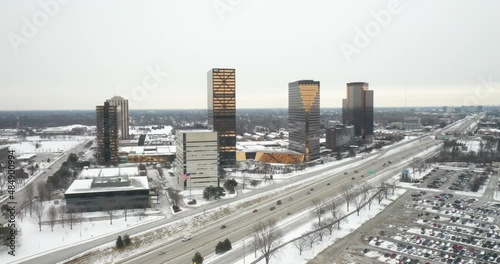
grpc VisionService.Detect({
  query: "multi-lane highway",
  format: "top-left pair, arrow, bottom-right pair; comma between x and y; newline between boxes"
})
120,136 -> 440,264
119,115 -> 482,264
16,114 -> 481,264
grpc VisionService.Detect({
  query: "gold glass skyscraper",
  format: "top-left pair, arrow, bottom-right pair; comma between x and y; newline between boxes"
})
207,68 -> 236,168
288,80 -> 320,162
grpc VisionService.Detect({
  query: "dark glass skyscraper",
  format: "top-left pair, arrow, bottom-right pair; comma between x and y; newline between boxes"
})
207,68 -> 236,168
96,102 -> 118,166
288,80 -> 320,162
342,82 -> 374,139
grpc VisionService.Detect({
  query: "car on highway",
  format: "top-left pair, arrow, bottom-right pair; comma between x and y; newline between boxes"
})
158,251 -> 166,255
181,233 -> 192,242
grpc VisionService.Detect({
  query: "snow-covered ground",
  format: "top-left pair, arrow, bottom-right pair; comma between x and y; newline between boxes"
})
1,200 -> 162,264
129,126 -> 173,136
224,189 -> 407,264
8,138 -> 89,154
41,125 -> 95,133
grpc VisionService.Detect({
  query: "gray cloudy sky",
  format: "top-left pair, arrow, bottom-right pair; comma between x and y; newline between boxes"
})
1,0 -> 499,110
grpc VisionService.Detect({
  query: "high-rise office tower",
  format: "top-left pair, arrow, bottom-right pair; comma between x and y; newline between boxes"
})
341,82 -> 374,139
288,80 -> 320,162
106,96 -> 129,140
207,68 -> 236,168
174,130 -> 219,189
96,102 -> 118,166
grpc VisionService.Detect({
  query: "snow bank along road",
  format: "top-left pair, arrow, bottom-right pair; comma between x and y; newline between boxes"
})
119,137 -> 441,264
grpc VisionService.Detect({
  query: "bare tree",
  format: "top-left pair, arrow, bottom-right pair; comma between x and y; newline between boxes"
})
335,211 -> 345,230
123,208 -> 128,222
66,208 -> 78,230
166,188 -> 181,206
326,198 -> 339,220
253,219 -> 282,264
37,182 -> 48,204
48,205 -> 58,231
352,194 -> 364,216
361,184 -> 373,210
26,185 -> 34,216
307,232 -> 318,248
107,210 -> 115,225
33,202 -> 45,231
59,204 -> 66,228
292,235 -> 308,255
313,222 -> 327,241
311,199 -> 325,225
342,185 -> 353,211
323,217 -> 335,235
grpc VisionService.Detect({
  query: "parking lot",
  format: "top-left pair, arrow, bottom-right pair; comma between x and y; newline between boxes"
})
351,189 -> 500,264
329,164 -> 500,264
420,168 -> 491,193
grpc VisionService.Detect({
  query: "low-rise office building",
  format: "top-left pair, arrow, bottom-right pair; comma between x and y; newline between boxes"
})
64,167 -> 149,212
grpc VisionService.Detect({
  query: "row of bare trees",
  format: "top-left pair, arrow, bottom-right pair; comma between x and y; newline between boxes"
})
247,182 -> 396,264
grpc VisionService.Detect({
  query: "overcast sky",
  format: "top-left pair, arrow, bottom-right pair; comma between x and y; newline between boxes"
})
1,0 -> 499,110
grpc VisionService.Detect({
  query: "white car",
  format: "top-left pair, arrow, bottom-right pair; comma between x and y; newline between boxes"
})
182,233 -> 192,242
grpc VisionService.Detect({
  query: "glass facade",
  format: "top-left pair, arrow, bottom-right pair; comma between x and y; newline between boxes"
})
96,102 -> 118,166
207,68 -> 236,168
342,82 -> 374,139
288,80 -> 320,161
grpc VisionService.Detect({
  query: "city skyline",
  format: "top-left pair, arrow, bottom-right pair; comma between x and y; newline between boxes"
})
1,1 -> 499,110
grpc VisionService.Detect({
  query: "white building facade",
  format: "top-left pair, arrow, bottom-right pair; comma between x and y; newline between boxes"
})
175,130 -> 219,189
107,96 -> 129,140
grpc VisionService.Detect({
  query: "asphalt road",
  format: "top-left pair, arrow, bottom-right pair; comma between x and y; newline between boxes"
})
0,139 -> 91,226
15,134 -> 428,264
16,115 -> 481,264
120,137 -> 441,264
120,116 -> 483,264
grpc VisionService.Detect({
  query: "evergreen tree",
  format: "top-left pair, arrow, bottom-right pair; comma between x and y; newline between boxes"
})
192,252 -> 203,264
224,238 -> 232,250
116,236 -> 125,248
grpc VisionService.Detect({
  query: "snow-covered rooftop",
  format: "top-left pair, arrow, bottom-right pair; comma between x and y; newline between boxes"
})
78,167 -> 140,179
65,176 -> 149,195
17,153 -> 36,160
119,145 -> 176,155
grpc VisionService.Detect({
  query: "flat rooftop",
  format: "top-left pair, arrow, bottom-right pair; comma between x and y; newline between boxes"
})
119,146 -> 176,155
78,167 -> 140,179
65,176 -> 149,195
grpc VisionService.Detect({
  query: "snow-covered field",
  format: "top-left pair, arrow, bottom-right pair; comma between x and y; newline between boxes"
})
1,200 -> 162,264
129,126 -> 172,136
8,138 -> 89,154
